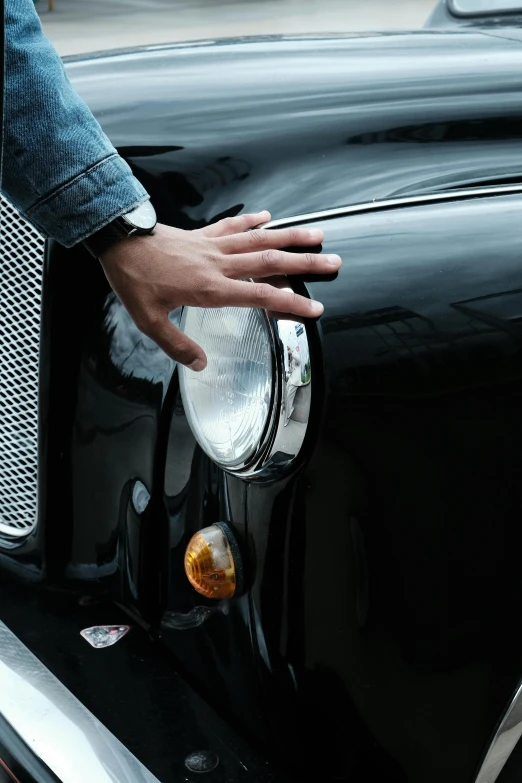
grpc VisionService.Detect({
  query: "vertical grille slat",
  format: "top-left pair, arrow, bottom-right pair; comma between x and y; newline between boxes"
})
0,196 -> 45,542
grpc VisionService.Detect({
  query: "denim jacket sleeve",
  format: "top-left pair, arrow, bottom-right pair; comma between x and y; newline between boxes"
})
2,0 -> 149,247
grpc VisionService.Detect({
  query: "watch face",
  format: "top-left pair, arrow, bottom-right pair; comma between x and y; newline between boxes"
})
123,201 -> 157,230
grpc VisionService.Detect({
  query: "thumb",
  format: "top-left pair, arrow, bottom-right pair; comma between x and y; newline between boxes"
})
149,318 -> 207,371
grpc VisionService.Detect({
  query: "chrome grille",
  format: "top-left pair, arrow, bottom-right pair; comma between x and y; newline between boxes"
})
0,196 -> 44,542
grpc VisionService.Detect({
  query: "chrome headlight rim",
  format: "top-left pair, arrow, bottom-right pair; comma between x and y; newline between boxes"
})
238,313 -> 311,480
179,305 -> 311,481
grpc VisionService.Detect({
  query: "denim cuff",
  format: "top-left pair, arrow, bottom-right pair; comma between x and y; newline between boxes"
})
26,153 -> 149,248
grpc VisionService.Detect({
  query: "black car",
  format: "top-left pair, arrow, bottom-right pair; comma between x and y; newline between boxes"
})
3,2 -> 522,782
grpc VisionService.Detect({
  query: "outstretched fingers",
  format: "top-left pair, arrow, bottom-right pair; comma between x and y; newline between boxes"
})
223,279 -> 323,318
219,225 -> 324,254
225,248 -> 341,278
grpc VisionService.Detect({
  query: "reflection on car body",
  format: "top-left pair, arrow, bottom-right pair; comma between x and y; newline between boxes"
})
4,2 -> 522,781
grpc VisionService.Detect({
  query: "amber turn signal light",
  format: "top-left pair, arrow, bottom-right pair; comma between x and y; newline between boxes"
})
184,523 -> 242,600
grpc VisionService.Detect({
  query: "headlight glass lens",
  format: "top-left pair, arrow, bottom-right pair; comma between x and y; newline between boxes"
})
179,307 -> 273,468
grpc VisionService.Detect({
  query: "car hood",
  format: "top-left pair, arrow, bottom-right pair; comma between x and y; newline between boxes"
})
66,32 -> 522,225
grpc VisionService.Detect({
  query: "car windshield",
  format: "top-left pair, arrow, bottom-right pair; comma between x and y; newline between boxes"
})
450,0 -> 522,15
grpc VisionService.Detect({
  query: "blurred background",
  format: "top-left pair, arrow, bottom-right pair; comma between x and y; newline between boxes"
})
36,0 -> 438,57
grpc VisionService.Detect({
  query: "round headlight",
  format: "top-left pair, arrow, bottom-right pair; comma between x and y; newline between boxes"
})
179,307 -> 274,469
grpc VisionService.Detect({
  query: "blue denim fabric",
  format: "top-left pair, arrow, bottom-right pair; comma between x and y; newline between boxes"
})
2,0 -> 149,247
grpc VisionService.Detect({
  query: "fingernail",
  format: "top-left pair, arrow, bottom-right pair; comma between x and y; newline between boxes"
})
310,301 -> 324,316
259,210 -> 270,218
327,254 -> 341,266
309,229 -> 323,241
188,358 -> 206,371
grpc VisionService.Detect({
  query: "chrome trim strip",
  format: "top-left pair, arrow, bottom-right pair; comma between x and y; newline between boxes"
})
264,184 -> 522,229
0,621 -> 160,783
474,680 -> 522,783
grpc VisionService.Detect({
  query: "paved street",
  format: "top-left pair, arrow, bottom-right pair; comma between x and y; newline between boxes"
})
39,0 -> 437,57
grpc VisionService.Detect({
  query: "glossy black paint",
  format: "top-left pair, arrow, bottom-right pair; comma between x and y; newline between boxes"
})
67,32 -> 522,223
6,29 -> 522,783
30,31 -> 522,599
160,192 -> 522,781
161,400 -> 289,753
44,241 -> 179,614
0,574 -> 288,783
3,237 -> 177,617
250,192 -> 522,781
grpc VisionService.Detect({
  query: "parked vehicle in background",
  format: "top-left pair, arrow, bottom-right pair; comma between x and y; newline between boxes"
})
428,0 -> 522,25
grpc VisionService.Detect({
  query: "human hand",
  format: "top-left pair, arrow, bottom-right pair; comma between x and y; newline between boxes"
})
99,211 -> 341,370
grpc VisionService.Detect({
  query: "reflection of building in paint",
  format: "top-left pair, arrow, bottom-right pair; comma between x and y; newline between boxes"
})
322,292 -> 522,394
325,293 -> 522,361
451,289 -> 522,338
278,320 -> 310,385
322,305 -> 440,381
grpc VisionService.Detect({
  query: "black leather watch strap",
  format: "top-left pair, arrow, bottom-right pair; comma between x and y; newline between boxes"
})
82,202 -> 156,259
82,221 -> 133,259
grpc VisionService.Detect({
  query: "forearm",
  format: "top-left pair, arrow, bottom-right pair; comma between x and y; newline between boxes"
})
2,0 -> 148,247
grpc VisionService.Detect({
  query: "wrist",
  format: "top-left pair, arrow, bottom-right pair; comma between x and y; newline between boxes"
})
99,230 -> 154,264
82,200 -> 157,259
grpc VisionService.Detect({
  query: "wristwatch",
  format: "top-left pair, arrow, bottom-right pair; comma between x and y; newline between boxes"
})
82,200 -> 157,259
